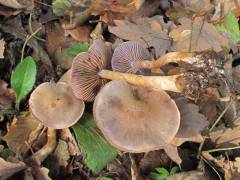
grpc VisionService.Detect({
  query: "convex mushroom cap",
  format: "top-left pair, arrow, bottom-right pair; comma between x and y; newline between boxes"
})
93,80 -> 180,152
111,41 -> 151,74
71,40 -> 112,101
29,82 -> 85,129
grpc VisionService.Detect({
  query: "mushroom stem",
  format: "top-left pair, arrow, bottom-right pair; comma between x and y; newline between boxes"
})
134,52 -> 193,69
98,70 -> 181,92
31,128 -> 57,165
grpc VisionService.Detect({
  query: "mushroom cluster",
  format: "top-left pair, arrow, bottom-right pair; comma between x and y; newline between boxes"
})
29,40 -> 225,153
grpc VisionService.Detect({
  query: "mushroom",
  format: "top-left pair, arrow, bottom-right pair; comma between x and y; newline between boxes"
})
98,69 -> 210,99
111,42 -> 224,75
111,41 -> 194,72
71,40 -> 112,101
111,41 -> 151,74
93,80 -> 180,152
98,51 -> 225,99
29,82 -> 85,129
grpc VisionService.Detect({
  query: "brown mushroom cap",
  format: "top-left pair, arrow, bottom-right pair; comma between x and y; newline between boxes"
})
111,41 -> 151,74
71,40 -> 112,101
29,82 -> 85,129
93,80 -> 180,152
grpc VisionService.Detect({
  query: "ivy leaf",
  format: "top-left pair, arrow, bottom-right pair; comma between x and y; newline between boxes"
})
66,44 -> 89,57
216,11 -> 240,44
11,56 -> 36,109
72,113 -> 118,173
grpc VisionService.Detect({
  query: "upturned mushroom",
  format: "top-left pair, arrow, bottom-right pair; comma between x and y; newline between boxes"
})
29,82 -> 85,129
71,40 -> 112,101
111,41 -> 224,75
99,51 -> 225,99
93,80 -> 180,152
111,41 -> 151,74
98,70 -> 213,99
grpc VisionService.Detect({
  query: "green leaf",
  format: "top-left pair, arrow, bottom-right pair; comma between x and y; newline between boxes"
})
149,167 -> 170,180
72,113 -> 118,173
52,0 -> 71,17
99,177 -> 112,180
149,172 -> 169,180
169,166 -> 179,175
155,168 -> 170,175
66,44 -> 89,57
11,56 -> 36,109
1,148 -> 16,159
216,11 -> 240,44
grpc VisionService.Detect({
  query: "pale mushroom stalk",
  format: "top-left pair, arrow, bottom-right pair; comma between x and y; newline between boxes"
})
99,69 -> 181,92
31,128 -> 57,165
133,52 -> 193,69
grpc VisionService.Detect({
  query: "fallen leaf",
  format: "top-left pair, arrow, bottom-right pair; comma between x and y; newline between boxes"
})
0,0 -> 33,9
0,157 -> 26,180
65,25 -> 91,43
164,145 -> 182,165
0,39 -> 5,59
171,97 -> 208,146
53,140 -> 70,168
202,152 -> 240,180
209,124 -> 240,147
72,113 -> 118,173
3,112 -> 41,155
46,22 -> 78,69
139,150 -> 171,174
0,80 -> 15,109
109,16 -> 172,58
91,0 -> 137,23
1,16 -> 54,75
172,0 -> 212,12
166,170 -> 204,180
169,17 -> 229,52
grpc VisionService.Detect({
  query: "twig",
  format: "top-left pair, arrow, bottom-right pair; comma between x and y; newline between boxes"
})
209,100 -> 233,132
21,27 -> 42,62
198,100 -> 233,155
203,145 -> 240,153
28,11 -> 45,42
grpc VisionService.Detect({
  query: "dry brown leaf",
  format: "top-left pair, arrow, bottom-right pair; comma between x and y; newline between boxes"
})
164,145 -> 182,165
166,170 -> 204,180
3,113 -> 41,155
169,17 -> 229,52
172,0 -> 212,12
139,150 -> 171,174
202,152 -> 240,180
0,80 -> 16,109
171,97 -> 208,146
0,0 -> 33,9
46,22 -> 77,69
0,39 -> 5,58
0,157 -> 26,180
65,25 -> 91,43
209,125 -> 240,147
91,0 -> 138,23
109,16 -> 172,58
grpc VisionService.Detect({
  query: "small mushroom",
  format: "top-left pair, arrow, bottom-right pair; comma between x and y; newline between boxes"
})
111,41 -> 151,74
29,82 -> 85,129
111,41 -> 194,72
93,80 -> 180,152
71,40 -> 112,101
98,69 -> 218,99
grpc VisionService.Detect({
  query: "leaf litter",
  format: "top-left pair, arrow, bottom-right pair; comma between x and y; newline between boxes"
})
0,0 -> 240,179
